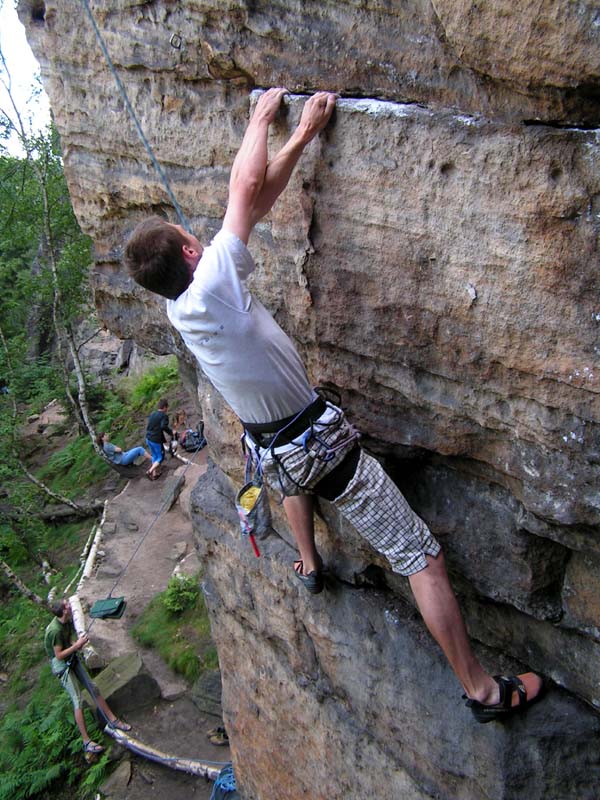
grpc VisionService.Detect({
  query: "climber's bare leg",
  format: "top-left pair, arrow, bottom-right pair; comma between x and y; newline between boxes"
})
74,707 -> 91,741
409,551 -> 542,705
95,695 -> 118,724
283,494 -> 321,575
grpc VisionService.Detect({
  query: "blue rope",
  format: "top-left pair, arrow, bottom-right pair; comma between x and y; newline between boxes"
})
209,764 -> 237,799
80,0 -> 191,232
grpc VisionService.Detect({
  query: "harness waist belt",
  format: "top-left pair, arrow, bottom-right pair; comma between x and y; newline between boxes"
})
242,396 -> 327,448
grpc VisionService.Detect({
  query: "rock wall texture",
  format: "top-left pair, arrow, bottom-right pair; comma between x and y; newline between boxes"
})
21,1 -> 600,797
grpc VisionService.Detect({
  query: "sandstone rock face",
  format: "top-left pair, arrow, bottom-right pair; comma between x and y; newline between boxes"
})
21,1 -> 600,797
193,462 -> 600,800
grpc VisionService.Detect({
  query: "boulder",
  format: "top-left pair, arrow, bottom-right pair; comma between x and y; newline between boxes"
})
94,652 -> 161,714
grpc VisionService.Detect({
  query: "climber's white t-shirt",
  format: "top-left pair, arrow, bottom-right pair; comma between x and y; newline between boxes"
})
166,229 -> 314,424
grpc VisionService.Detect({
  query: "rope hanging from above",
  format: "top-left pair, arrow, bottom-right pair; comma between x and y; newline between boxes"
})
79,0 -> 191,232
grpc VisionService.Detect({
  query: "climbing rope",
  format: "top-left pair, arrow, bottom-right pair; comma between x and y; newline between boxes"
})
79,0 -> 191,232
70,442 -> 234,777
209,763 -> 238,798
85,440 -> 205,636
61,7 -> 231,783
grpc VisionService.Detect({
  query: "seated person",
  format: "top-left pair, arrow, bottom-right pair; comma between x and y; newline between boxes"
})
97,431 -> 150,467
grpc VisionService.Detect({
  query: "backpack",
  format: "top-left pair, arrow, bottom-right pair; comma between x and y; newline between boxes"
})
180,423 -> 207,453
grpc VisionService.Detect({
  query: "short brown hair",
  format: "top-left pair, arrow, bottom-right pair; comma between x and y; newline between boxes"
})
124,217 -> 190,300
51,599 -> 67,617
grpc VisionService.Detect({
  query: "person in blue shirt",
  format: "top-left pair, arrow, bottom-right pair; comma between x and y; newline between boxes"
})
97,431 -> 151,468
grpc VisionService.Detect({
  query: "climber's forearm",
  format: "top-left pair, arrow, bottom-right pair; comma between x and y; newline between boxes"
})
223,89 -> 288,243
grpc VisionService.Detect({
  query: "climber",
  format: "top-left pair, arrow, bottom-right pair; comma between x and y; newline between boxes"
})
97,431 -> 151,467
124,88 -> 545,722
145,398 -> 175,480
44,598 -> 131,755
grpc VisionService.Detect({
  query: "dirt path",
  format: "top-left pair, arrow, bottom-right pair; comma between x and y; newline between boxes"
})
77,448 -> 232,798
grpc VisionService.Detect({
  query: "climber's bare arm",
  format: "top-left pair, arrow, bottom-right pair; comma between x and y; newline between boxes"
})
223,90 -> 337,244
252,92 -> 337,220
223,88 -> 287,244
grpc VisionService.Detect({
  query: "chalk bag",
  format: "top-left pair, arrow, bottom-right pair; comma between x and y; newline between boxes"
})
235,480 -> 273,543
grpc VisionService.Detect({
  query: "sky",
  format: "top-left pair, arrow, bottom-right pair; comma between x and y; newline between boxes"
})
0,0 -> 51,155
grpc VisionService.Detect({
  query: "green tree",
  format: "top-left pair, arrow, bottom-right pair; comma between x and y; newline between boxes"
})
0,35 -> 103,594
0,37 -> 102,449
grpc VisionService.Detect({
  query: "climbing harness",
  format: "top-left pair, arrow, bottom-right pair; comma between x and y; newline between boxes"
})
242,389 -> 361,499
236,390 -> 360,560
236,398 -> 329,555
79,0 -> 191,233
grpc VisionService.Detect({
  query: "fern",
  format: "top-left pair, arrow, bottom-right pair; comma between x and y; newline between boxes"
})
25,763 -> 63,795
129,358 -> 179,408
79,752 -> 110,798
0,686 -> 109,800
0,773 -> 21,800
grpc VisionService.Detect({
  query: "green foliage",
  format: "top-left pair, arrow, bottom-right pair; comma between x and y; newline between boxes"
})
0,593 -> 48,693
132,574 -> 217,683
92,385 -> 137,445
0,591 -> 112,799
0,137 -> 92,353
0,676 -> 109,800
87,360 -> 181,453
32,356 -> 183,499
36,436 -> 111,496
0,59 -> 115,800
129,358 -> 179,410
163,574 -> 200,613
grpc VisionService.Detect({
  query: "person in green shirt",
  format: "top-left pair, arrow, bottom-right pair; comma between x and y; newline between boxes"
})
44,598 -> 132,754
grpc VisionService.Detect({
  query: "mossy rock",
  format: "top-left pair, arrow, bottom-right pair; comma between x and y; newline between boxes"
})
94,652 -> 161,713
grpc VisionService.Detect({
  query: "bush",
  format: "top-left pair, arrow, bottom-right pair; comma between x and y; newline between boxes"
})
132,574 -> 215,683
163,574 -> 200,614
129,359 -> 179,410
36,436 -> 111,494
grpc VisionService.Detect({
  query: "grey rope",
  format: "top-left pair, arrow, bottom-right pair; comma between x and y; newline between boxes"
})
85,442 -> 205,636
80,0 -> 191,232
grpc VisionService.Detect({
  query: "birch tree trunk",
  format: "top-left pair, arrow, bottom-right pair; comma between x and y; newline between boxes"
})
0,559 -> 47,607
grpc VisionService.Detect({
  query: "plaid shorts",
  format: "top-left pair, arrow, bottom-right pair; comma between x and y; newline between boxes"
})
251,404 -> 440,576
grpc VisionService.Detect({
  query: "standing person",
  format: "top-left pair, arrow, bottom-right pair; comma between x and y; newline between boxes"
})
145,398 -> 174,480
124,89 -> 544,722
96,431 -> 151,466
44,599 -> 131,755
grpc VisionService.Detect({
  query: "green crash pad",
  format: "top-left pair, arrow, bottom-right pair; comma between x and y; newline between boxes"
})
89,596 -> 126,619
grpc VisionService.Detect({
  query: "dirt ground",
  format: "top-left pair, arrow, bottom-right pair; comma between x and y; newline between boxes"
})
80,447 -> 232,799
22,401 -> 232,798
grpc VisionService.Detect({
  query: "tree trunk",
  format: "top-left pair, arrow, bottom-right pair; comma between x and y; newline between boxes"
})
0,559 -> 47,608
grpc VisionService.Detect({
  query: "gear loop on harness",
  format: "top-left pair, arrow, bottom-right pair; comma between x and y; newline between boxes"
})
241,392 -> 361,499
